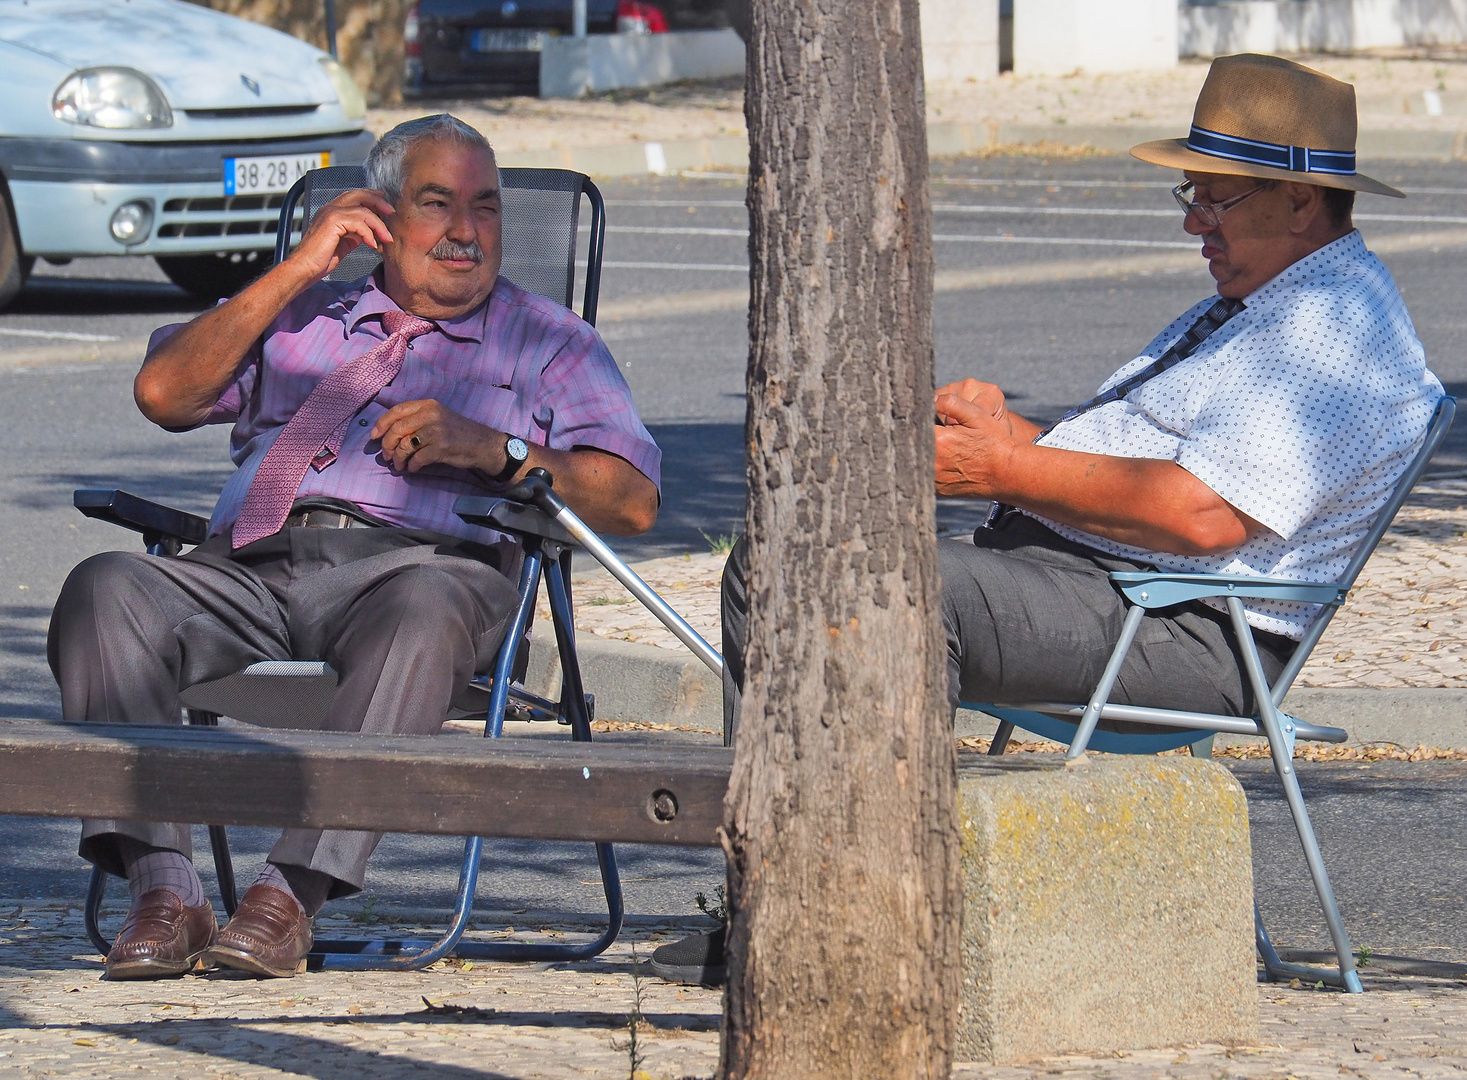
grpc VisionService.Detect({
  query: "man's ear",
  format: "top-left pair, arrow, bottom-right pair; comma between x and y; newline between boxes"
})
1285,181 -> 1324,235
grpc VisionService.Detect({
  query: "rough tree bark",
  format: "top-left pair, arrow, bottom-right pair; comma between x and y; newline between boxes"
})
720,1 -> 961,1077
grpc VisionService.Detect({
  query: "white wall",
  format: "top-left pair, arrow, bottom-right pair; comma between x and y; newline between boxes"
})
1181,0 -> 1467,56
541,29 -> 744,99
1013,0 -> 1179,74
921,0 -> 1001,85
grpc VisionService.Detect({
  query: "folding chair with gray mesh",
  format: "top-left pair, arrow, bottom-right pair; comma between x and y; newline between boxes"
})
969,394 -> 1456,994
70,164 -> 720,971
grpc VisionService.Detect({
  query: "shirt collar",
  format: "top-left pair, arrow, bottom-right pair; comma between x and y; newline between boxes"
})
1243,229 -> 1367,310
342,270 -> 495,343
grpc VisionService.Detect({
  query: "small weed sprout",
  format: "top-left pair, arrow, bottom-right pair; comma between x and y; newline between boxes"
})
700,531 -> 737,556
695,885 -> 728,922
613,943 -> 649,1079
1358,945 -> 1372,967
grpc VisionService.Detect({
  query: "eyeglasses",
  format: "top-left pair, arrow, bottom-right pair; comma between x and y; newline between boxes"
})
1172,180 -> 1271,229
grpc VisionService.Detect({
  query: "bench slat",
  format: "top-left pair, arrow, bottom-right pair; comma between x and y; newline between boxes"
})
0,722 -> 730,847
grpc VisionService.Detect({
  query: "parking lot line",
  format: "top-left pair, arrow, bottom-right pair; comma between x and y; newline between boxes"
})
0,327 -> 120,342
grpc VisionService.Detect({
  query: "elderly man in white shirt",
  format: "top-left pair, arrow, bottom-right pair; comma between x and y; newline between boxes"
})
928,52 -> 1442,720
649,51 -> 1444,989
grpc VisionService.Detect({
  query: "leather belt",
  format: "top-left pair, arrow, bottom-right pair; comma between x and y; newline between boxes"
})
284,509 -> 377,530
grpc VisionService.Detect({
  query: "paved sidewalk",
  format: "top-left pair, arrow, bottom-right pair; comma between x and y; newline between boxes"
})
3,896 -> 1467,1078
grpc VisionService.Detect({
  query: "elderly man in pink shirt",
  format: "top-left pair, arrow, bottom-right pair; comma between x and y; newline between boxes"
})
47,114 -> 661,981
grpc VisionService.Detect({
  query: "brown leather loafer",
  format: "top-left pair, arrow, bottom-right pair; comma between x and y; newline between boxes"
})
205,883 -> 313,978
105,889 -> 217,980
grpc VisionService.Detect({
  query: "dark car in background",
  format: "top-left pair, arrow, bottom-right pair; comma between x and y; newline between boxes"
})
405,0 -> 739,97
406,0 -> 620,96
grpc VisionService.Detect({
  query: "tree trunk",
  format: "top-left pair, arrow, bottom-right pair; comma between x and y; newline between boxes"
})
720,1 -> 960,1077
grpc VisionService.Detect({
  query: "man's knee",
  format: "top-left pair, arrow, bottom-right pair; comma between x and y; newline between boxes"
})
352,564 -> 507,670
55,551 -> 158,616
49,552 -> 162,657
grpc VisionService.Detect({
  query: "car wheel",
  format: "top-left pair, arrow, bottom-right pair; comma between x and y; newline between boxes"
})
0,188 -> 31,311
156,251 -> 271,302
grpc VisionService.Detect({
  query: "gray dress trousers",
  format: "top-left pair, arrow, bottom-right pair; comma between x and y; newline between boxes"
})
48,525 -> 521,898
719,514 -> 1293,744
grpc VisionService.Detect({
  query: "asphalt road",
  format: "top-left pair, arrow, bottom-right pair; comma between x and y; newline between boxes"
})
2,155 -> 1467,961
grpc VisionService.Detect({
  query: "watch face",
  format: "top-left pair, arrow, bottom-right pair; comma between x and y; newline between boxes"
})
507,436 -> 530,463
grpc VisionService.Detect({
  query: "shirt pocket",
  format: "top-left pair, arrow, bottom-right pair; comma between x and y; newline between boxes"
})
1127,357 -> 1219,438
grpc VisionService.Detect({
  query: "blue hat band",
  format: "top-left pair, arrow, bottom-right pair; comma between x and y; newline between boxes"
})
1186,125 -> 1356,176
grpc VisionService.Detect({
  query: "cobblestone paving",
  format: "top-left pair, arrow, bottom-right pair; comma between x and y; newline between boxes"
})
4,902 -> 1467,1078
555,485 -> 1467,690
0,904 -> 722,1079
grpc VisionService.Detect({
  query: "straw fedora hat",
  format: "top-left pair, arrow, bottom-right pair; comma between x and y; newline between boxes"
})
1132,53 -> 1404,198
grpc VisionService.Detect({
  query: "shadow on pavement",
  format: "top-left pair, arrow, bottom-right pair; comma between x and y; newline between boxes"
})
11,277 -> 204,318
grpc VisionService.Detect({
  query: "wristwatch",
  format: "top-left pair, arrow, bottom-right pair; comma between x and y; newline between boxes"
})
491,435 -> 530,483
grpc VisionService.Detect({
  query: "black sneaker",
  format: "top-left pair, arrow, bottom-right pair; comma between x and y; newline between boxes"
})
648,925 -> 726,986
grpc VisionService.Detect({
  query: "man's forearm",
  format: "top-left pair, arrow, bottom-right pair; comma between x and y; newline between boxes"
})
134,259 -> 318,429
512,445 -> 658,536
991,443 -> 1253,556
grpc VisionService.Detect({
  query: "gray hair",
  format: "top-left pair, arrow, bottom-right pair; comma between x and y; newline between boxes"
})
365,114 -> 495,204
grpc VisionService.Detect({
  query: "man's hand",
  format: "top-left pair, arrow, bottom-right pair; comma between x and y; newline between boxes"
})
135,188 -> 400,430
372,399 -> 505,475
284,189 -> 396,284
934,392 -> 1018,498
933,374 -> 1259,556
370,398 -> 659,536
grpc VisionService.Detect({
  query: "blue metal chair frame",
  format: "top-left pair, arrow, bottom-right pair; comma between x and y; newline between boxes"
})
969,395 -> 1456,995
81,162 -> 627,970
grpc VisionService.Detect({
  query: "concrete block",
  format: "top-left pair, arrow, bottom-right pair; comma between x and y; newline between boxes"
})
922,0 -> 1000,86
957,756 -> 1258,1063
526,633 -> 722,730
1013,0 -> 1177,75
540,29 -> 744,99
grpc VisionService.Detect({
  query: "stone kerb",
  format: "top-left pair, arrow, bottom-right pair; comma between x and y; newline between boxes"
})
957,755 -> 1258,1062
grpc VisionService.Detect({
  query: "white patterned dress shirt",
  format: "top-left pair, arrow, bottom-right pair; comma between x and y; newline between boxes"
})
1029,230 -> 1444,639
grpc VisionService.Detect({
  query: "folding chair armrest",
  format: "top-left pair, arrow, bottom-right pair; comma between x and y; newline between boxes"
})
1109,570 -> 1345,609
453,495 -> 579,547
74,489 -> 210,549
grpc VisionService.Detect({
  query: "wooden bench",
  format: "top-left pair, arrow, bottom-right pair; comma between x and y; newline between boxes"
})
0,721 -> 731,846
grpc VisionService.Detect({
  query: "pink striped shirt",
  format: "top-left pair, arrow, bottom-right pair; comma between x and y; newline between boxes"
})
146,274 -> 661,543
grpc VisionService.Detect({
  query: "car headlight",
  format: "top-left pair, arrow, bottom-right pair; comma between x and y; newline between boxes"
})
319,57 -> 366,121
53,67 -> 173,129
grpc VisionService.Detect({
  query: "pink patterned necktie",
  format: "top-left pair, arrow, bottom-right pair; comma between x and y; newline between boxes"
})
232,309 -> 435,548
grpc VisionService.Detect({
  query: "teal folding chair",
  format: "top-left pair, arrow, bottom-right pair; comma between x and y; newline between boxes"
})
970,395 -> 1456,995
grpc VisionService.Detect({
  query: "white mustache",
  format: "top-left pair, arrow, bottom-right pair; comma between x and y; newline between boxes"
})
429,238 -> 484,262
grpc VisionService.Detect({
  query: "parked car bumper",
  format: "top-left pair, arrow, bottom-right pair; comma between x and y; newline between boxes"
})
1,129 -> 373,258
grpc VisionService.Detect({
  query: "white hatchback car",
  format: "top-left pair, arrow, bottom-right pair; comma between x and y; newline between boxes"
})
0,0 -> 373,307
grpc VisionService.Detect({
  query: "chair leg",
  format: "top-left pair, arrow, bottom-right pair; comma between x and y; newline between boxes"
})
84,865 -> 111,956
207,826 -> 238,918
310,543 -> 623,969
184,709 -> 239,918
1226,598 -> 1362,994
1067,604 -> 1147,759
988,720 -> 1015,756
1190,734 -> 1215,759
1255,901 -> 1284,982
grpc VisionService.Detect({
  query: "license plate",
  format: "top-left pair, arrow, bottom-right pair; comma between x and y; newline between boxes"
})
223,152 -> 331,196
472,27 -> 549,52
